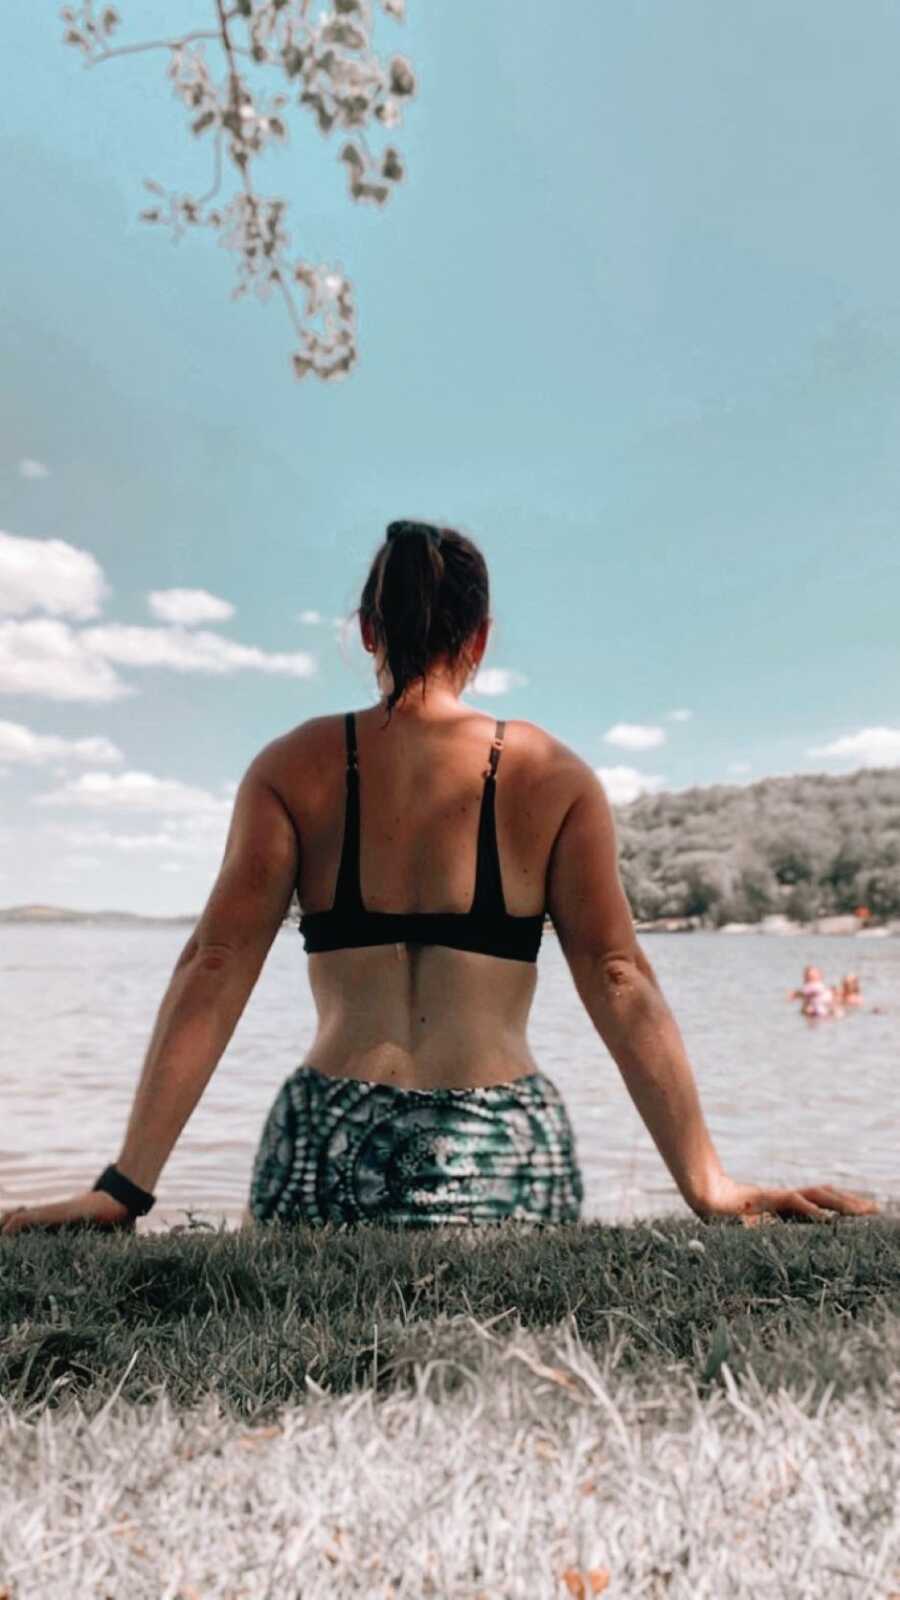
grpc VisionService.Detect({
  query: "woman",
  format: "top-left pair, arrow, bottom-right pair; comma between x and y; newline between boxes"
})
0,523 -> 878,1235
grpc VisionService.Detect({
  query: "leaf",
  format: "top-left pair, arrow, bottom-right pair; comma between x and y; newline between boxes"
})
322,20 -> 367,49
239,1424 -> 283,1445
389,55 -> 415,96
701,1316 -> 730,1384
562,1574 -> 586,1599
561,1572 -> 611,1598
503,1346 -> 581,1392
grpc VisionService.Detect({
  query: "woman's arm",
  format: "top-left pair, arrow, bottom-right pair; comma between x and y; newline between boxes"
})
0,748 -> 300,1233
545,758 -> 878,1223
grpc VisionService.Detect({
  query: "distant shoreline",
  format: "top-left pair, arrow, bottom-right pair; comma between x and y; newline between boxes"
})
2,905 -> 898,937
633,913 -> 900,937
0,905 -> 197,927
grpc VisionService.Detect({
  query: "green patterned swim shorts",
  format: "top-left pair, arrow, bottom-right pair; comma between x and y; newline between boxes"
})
248,1064 -> 584,1228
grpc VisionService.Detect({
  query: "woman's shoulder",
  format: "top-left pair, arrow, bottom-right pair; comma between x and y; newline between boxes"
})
506,718 -> 596,777
254,712 -> 591,795
494,720 -> 597,821
249,715 -> 344,787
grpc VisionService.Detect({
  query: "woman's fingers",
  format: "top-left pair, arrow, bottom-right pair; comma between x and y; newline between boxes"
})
732,1184 -> 877,1225
776,1191 -> 831,1221
753,1185 -> 878,1222
737,1189 -> 828,1223
0,1191 -> 133,1235
0,1206 -> 30,1235
1,1199 -> 82,1234
795,1184 -> 879,1215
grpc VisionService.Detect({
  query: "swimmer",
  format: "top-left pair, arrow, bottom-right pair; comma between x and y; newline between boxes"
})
840,974 -> 863,1009
788,965 -> 834,1020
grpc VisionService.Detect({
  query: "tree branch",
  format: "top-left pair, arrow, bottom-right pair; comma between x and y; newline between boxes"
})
59,0 -> 416,380
88,26 -> 251,67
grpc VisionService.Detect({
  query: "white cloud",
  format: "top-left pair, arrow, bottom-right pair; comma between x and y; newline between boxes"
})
61,853 -> 102,872
595,766 -> 666,806
0,616 -> 317,701
667,708 -> 693,723
470,668 -> 529,696
298,608 -> 347,635
604,723 -> 667,751
18,459 -> 50,480
148,589 -> 236,626
81,624 -> 317,679
0,619 -> 133,702
727,761 -> 752,776
43,821 -> 223,855
35,770 -> 234,816
808,726 -> 900,768
0,531 -> 110,619
0,720 -> 123,767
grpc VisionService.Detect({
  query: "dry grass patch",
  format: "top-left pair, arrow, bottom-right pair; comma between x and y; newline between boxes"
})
0,1311 -> 898,1599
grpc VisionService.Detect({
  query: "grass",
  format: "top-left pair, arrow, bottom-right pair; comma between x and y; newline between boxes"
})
1,1211 -> 898,1420
1,1212 -> 898,1597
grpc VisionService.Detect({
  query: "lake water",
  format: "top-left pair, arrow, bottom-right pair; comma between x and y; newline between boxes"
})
1,926 -> 897,1233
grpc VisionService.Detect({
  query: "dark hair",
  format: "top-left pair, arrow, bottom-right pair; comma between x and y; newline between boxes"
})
358,520 -> 490,724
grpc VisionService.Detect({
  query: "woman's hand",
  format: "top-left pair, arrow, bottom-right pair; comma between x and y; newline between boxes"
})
695,1174 -> 880,1226
0,1189 -> 134,1236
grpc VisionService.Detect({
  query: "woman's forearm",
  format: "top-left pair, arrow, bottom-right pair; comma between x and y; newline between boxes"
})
574,953 -> 727,1213
114,944 -> 263,1194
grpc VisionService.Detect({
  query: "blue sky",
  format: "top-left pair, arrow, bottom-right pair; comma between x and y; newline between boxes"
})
2,2 -> 900,914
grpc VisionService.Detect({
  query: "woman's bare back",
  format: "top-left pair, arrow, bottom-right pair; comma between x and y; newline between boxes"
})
264,705 -> 582,1089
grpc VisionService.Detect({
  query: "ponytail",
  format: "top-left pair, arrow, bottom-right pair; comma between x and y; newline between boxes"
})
358,520 -> 490,725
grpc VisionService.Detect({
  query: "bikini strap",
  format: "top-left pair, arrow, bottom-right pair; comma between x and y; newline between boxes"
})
472,720 -> 507,915
345,710 -> 358,776
484,720 -> 506,781
333,712 -> 363,909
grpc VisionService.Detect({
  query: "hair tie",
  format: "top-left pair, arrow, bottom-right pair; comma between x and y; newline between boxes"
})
386,520 -> 442,549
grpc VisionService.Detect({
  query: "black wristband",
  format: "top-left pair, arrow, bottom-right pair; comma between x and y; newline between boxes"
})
92,1163 -> 156,1218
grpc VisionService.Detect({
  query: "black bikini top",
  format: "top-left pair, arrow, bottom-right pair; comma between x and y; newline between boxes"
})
299,713 -> 545,963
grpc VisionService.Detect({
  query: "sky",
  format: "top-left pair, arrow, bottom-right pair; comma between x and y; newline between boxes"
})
2,1 -> 900,915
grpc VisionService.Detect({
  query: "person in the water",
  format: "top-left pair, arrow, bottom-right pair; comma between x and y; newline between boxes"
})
839,974 -> 863,1010
789,966 -> 835,1020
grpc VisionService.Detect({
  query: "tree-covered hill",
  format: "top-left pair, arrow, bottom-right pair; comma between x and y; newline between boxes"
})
615,767 -> 900,925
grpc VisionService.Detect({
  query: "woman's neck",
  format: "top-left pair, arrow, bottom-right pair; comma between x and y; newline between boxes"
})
374,675 -> 470,719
